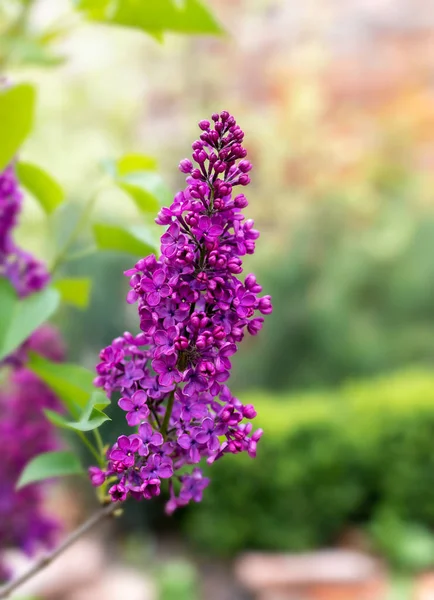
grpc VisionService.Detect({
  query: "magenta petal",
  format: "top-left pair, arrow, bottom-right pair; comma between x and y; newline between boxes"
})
117,435 -> 130,451
161,232 -> 174,245
132,390 -> 147,405
147,291 -> 161,306
241,293 -> 256,306
158,463 -> 173,479
126,290 -> 138,304
190,446 -> 201,463
208,436 -> 220,452
151,432 -> 164,446
220,343 -> 237,357
130,437 -> 142,452
199,215 -> 210,226
152,359 -> 166,374
177,434 -> 191,449
154,330 -> 168,345
159,284 -> 171,298
140,278 -> 155,292
126,412 -> 141,426
139,422 -> 152,439
162,245 -> 177,258
118,398 -> 134,411
208,225 -> 223,237
110,449 -> 125,461
195,431 -> 210,444
153,269 -> 166,286
159,372 -> 173,387
124,455 -> 135,467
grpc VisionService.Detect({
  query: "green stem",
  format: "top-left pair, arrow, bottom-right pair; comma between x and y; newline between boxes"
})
50,189 -> 101,276
150,407 -> 161,429
62,245 -> 97,264
161,390 -> 175,439
0,0 -> 35,69
77,432 -> 102,466
93,429 -> 105,457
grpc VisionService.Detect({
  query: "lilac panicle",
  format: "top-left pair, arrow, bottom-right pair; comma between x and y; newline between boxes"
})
0,326 -> 65,578
91,112 -> 272,512
0,163 -> 63,580
0,163 -> 49,297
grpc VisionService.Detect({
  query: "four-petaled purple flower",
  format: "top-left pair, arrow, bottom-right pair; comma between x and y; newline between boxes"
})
109,483 -> 127,502
140,454 -> 173,480
138,422 -> 164,456
140,269 -> 171,307
161,223 -> 187,258
153,327 -> 178,357
193,417 -> 222,452
109,435 -> 142,467
119,361 -> 144,389
118,390 -> 150,426
152,354 -> 182,386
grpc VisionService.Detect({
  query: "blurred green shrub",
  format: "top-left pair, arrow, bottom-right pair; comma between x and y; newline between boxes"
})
185,371 -> 434,556
368,509 -> 434,573
156,560 -> 199,600
232,204 -> 434,392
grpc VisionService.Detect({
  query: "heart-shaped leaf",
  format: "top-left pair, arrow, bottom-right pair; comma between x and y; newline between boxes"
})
17,161 -> 64,214
27,353 -> 95,415
0,280 -> 60,361
54,277 -> 91,309
45,391 -> 111,433
93,223 -> 157,256
74,0 -> 224,36
0,84 -> 36,170
17,451 -> 84,489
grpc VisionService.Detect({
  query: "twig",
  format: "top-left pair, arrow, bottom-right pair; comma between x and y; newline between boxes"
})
0,502 -> 118,599
161,389 -> 175,439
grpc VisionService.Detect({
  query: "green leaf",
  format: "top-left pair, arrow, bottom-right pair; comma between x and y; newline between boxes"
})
74,0 -> 224,36
120,171 -> 171,212
46,391 -> 110,433
0,279 -> 17,357
116,153 -> 158,175
0,280 -> 60,361
54,277 -> 91,309
16,161 -> 64,215
93,222 -> 156,256
1,36 -> 65,67
0,83 -> 36,170
27,353 -> 95,415
17,450 -> 84,489
102,154 -> 169,214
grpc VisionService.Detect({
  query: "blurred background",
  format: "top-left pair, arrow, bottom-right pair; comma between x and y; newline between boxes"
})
7,0 -> 434,598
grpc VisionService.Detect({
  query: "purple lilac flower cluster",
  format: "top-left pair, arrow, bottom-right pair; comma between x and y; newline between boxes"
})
91,112 -> 272,512
0,164 -> 63,580
0,325 -> 65,580
0,342 -> 63,559
0,164 -> 49,297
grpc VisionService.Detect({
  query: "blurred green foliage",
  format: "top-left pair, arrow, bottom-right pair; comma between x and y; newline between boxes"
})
156,560 -> 199,600
369,510 -> 434,574
0,0 -> 222,69
185,371 -> 434,557
74,0 -> 223,38
233,196 -> 434,391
